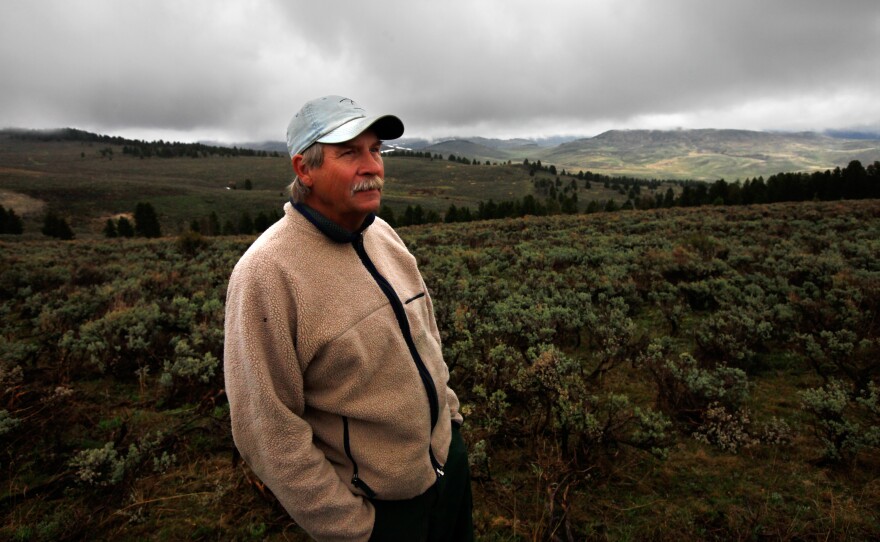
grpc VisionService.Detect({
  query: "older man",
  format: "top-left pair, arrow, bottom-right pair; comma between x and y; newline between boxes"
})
224,96 -> 473,542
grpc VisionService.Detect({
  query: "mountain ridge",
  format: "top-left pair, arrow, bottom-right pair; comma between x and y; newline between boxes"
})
4,127 -> 879,181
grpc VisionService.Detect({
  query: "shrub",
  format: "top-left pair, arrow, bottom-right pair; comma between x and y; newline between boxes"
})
159,337 -> 221,401
61,302 -> 163,374
800,379 -> 880,462
758,416 -> 795,447
799,330 -> 879,392
692,402 -> 758,453
177,230 -> 209,256
695,308 -> 773,371
514,345 -> 672,464
68,442 -> 127,487
68,431 -> 169,488
0,409 -> 21,436
644,340 -> 750,426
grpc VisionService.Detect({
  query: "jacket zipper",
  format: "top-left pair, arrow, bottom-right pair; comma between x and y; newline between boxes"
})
343,416 -> 377,498
352,234 -> 445,479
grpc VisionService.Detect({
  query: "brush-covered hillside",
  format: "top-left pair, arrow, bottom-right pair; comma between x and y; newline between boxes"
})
2,200 -> 879,540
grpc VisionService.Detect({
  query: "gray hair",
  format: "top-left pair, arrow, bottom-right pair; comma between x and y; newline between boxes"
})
288,143 -> 325,203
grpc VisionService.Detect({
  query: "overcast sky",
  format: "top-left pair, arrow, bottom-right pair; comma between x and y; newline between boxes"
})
1,0 -> 878,144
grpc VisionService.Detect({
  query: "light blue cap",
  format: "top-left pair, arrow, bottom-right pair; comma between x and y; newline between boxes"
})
286,95 -> 404,157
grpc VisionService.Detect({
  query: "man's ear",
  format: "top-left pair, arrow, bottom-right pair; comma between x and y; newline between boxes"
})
291,155 -> 313,186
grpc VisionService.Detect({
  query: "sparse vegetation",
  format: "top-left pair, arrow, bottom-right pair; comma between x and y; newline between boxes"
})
2,200 -> 880,539
2,129 -> 879,539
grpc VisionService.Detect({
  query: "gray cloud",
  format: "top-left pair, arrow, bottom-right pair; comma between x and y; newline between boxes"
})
1,0 -> 878,142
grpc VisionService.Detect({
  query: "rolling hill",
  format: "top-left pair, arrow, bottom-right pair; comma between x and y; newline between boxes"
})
2,127 -> 878,238
532,129 -> 880,180
213,129 -> 880,181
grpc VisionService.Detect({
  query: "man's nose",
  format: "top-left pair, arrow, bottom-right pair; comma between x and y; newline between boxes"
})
357,151 -> 383,176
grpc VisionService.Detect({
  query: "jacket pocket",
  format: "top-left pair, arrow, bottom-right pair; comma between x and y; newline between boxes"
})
404,291 -> 426,304
342,416 -> 377,498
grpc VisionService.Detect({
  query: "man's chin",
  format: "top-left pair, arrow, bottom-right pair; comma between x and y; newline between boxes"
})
353,190 -> 382,211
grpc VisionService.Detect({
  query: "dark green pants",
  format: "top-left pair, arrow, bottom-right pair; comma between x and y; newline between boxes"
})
369,424 -> 474,542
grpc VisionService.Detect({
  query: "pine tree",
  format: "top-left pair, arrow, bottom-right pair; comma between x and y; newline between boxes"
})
254,211 -> 270,232
134,202 -> 162,238
238,212 -> 254,235
103,218 -> 118,238
379,205 -> 396,227
0,205 -> 24,234
117,217 -> 135,237
207,211 -> 221,236
42,212 -> 74,240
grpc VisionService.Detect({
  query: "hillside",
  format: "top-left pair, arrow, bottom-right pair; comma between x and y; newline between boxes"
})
534,129 -> 880,180
159,128 -> 880,182
422,139 -> 511,162
3,127 -> 878,239
0,131 -> 657,237
3,200 -> 879,539
412,129 -> 880,181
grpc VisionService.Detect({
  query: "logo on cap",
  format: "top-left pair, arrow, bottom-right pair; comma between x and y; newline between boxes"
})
339,98 -> 365,112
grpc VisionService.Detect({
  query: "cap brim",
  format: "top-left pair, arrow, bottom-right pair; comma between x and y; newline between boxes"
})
317,114 -> 404,144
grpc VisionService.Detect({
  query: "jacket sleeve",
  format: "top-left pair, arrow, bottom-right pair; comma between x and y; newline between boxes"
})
224,256 -> 374,542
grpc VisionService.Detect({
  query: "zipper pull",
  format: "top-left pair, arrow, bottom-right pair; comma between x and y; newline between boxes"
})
351,474 -> 377,498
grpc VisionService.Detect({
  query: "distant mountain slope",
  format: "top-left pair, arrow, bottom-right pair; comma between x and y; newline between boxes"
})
534,129 -> 880,180
388,129 -> 880,180
423,139 -> 510,161
5,127 -> 878,182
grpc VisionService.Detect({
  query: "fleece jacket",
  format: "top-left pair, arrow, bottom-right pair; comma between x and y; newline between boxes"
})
224,201 -> 462,542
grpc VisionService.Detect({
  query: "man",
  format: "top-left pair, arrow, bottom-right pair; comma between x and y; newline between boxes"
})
224,96 -> 473,542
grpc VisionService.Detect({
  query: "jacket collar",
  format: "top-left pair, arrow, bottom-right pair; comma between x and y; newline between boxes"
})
292,199 -> 375,244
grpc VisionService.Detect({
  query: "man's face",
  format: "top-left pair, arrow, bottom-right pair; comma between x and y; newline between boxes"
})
299,130 -> 385,231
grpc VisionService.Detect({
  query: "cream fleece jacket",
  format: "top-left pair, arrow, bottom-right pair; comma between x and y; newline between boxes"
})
224,202 -> 462,542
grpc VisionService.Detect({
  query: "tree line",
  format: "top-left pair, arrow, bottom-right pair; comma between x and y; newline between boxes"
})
4,202 -> 282,241
679,160 -> 880,206
184,209 -> 281,237
5,159 -> 878,237
120,143 -> 279,159
378,193 -> 580,228
437,159 -> 880,222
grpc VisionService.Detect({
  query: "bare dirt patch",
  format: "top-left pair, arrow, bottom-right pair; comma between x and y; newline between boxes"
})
0,189 -> 46,216
0,166 -> 44,177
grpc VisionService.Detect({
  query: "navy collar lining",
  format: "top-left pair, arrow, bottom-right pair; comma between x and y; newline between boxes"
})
292,199 -> 375,243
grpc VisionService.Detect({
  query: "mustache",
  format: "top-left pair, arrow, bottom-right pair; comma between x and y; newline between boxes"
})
351,176 -> 385,195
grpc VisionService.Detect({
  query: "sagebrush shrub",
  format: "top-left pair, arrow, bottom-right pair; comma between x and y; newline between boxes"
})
514,345 -> 672,463
692,402 -> 758,453
159,337 -> 220,398
0,409 -> 20,436
800,379 -> 880,462
759,416 -> 795,447
69,442 -> 127,487
644,339 -> 750,426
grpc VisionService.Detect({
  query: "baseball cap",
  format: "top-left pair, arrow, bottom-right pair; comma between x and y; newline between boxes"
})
286,95 -> 404,157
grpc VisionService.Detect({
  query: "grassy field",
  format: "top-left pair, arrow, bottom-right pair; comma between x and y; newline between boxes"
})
0,136 -> 659,237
